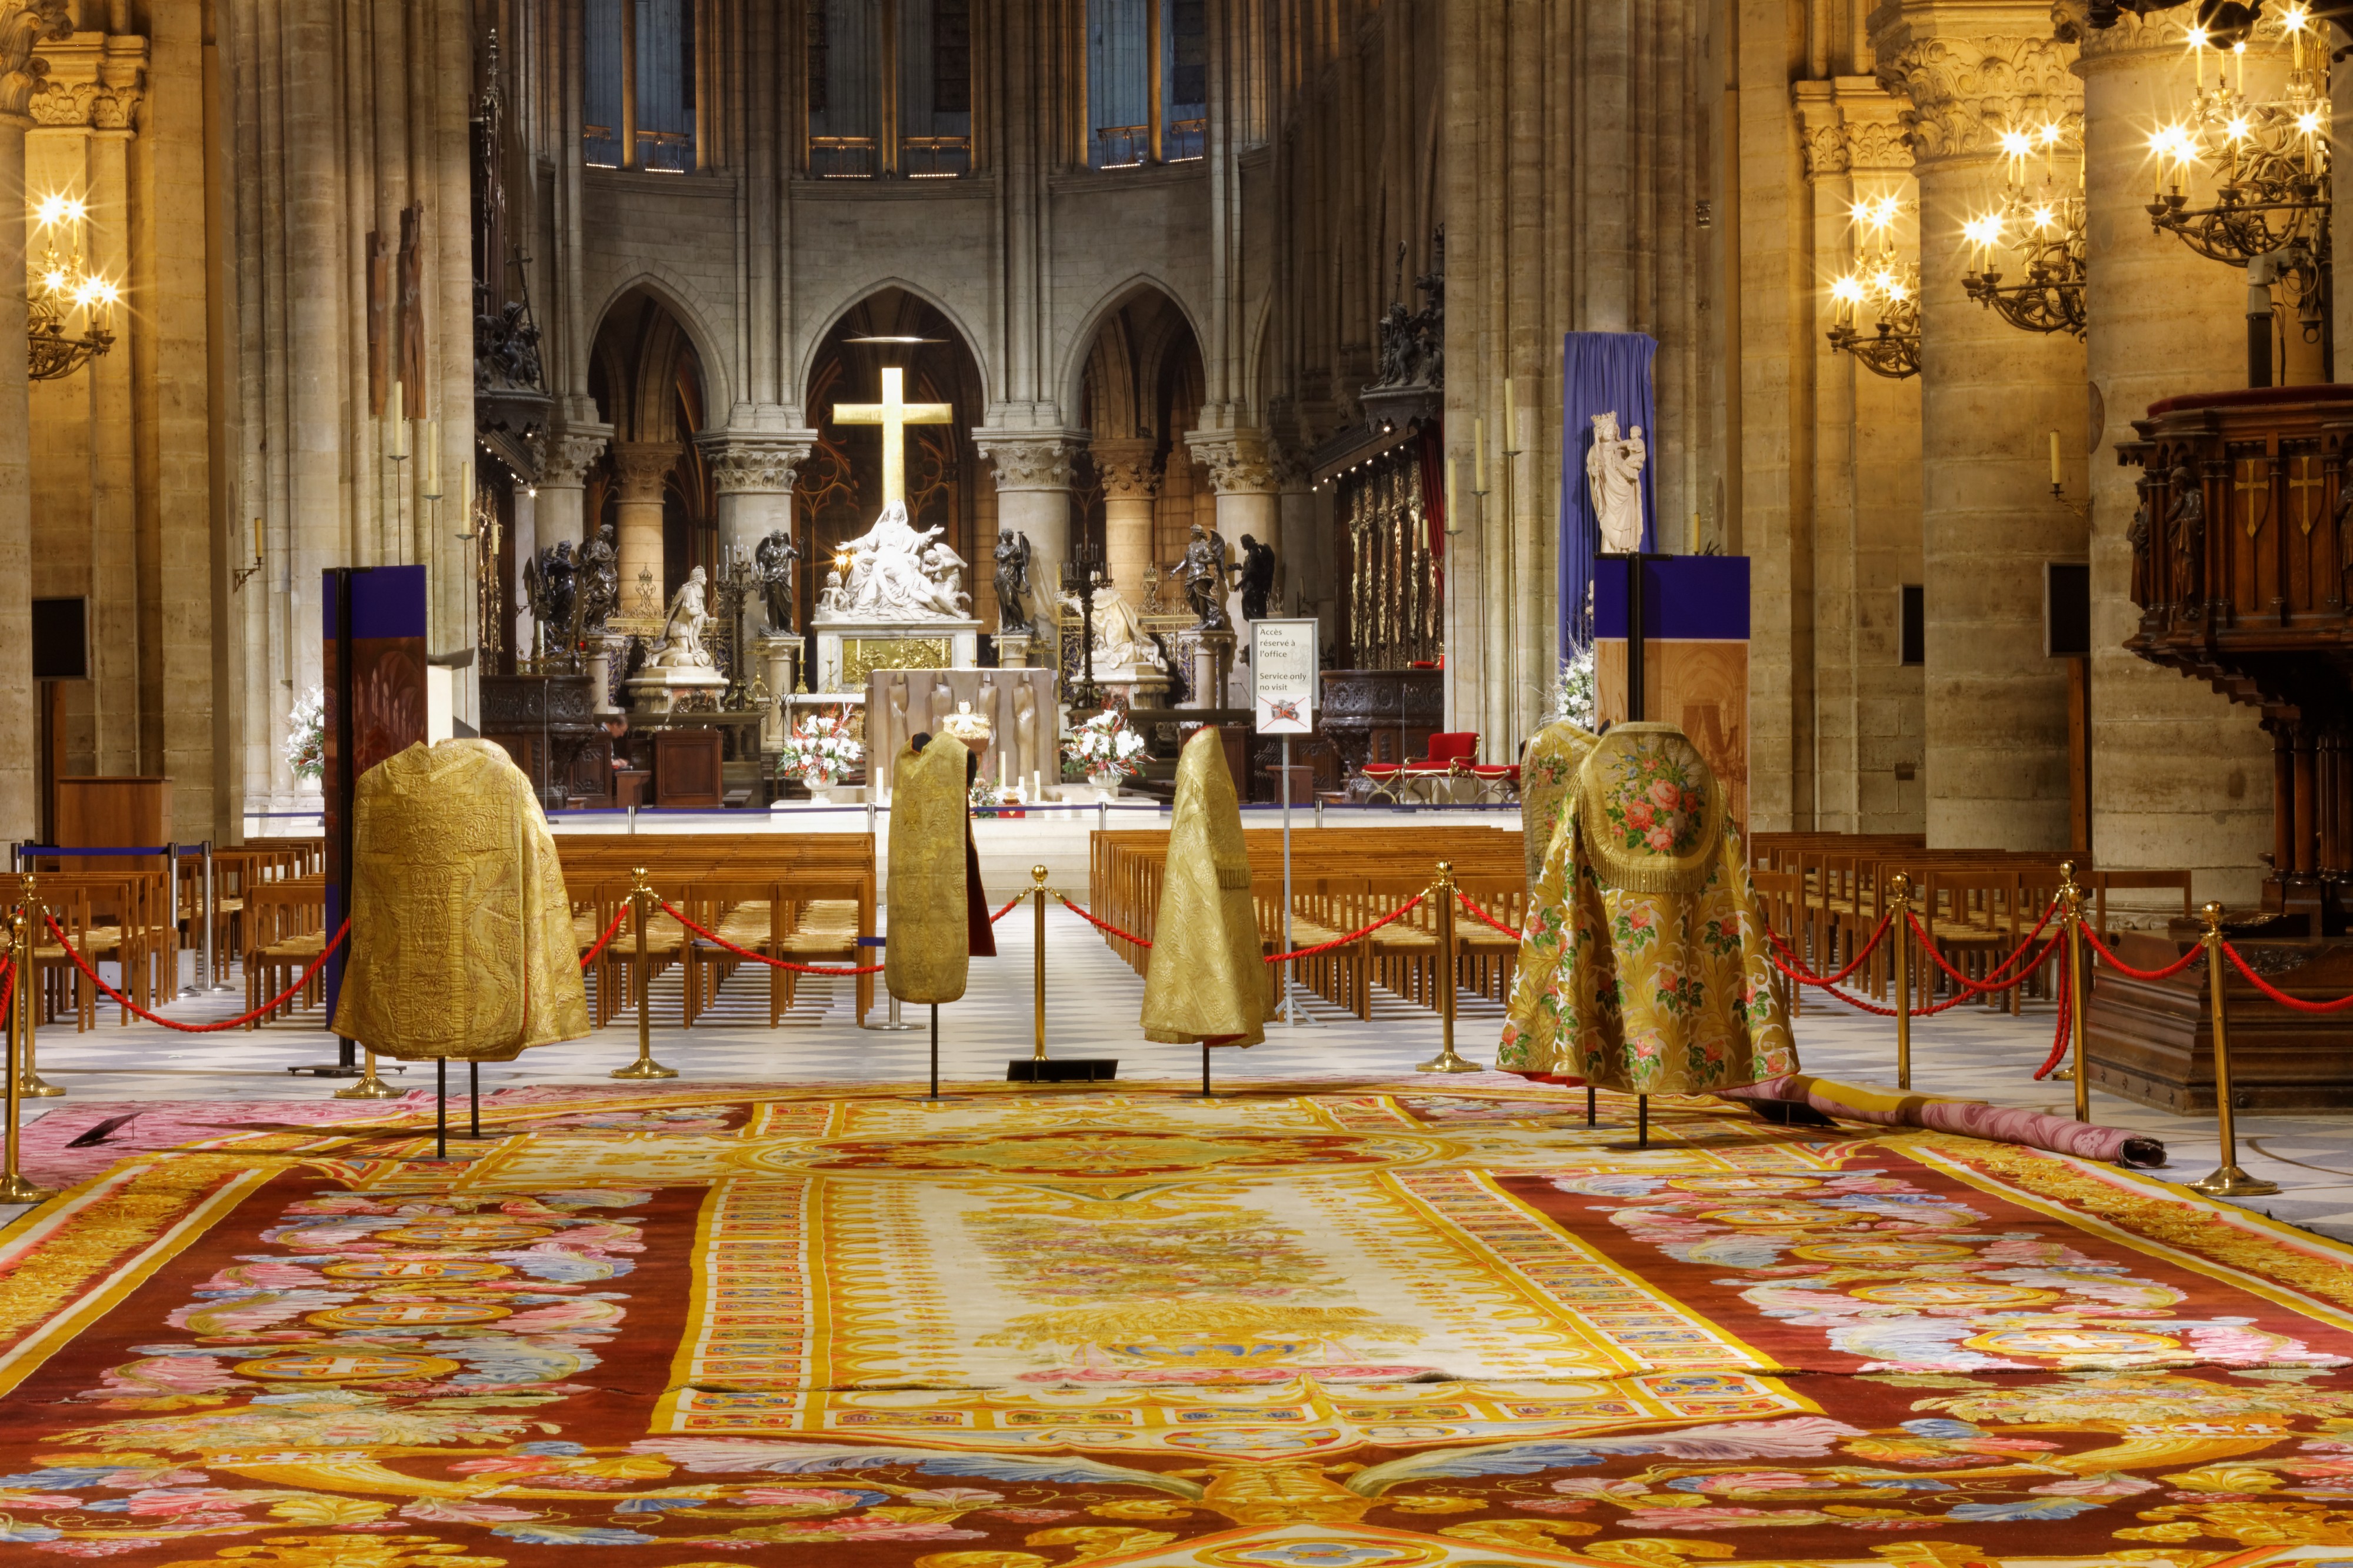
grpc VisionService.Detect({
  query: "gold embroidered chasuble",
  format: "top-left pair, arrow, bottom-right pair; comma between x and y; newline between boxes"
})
1497,722 -> 1797,1093
1141,728 -> 1265,1046
1518,718 -> 1600,892
331,739 -> 591,1062
886,735 -> 974,1005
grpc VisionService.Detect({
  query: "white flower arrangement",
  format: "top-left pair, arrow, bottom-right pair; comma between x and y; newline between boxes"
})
1551,643 -> 1597,730
780,714 -> 864,785
1064,706 -> 1148,779
285,686 -> 326,783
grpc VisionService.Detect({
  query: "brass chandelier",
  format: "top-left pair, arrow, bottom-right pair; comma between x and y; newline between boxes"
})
1962,124 -> 2088,338
2145,6 -> 2330,335
26,195 -> 117,382
1827,193 -> 1922,379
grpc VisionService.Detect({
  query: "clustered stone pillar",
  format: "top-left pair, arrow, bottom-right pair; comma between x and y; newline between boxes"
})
1189,431 -> 1278,637
977,436 -> 1079,672
1092,439 -> 1160,602
2072,5 -> 2278,900
536,425 -> 609,553
610,440 -> 679,624
0,4 -> 67,838
701,432 -> 812,568
1874,10 -> 2086,850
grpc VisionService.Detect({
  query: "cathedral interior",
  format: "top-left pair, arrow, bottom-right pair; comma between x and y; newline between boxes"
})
0,7 -> 2351,1565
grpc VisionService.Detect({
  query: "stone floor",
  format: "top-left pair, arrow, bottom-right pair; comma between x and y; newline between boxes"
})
8,902 -> 2350,1240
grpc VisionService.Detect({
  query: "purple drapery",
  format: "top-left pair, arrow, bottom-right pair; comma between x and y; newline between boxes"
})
1559,332 -> 1658,653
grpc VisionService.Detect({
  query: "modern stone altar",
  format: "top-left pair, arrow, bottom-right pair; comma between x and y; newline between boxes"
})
865,666 -> 1061,804
809,501 -> 982,692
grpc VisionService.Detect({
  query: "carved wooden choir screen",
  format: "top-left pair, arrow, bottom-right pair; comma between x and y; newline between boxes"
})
1335,443 -> 1441,669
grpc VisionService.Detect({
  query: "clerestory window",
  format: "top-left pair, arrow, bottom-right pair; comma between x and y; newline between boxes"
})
806,0 -> 974,179
1086,0 -> 1207,169
583,0 -> 701,172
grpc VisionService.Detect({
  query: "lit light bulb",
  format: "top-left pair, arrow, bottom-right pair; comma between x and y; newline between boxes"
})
2285,4 -> 2310,30
2041,122 -> 2063,146
2000,129 -> 2034,159
1831,275 -> 1865,305
2029,204 -> 2055,231
32,194 -> 66,228
2225,116 -> 2251,141
2297,111 -> 2322,136
2187,26 -> 2208,49
1963,214 -> 2004,249
41,268 -> 67,296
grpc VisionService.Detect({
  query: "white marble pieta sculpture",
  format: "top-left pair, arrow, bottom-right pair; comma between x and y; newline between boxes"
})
649,566 -> 716,668
1587,411 -> 1649,553
825,500 -> 972,620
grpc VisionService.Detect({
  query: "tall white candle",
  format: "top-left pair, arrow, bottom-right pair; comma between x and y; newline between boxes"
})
422,420 -> 440,493
2049,430 -> 2061,487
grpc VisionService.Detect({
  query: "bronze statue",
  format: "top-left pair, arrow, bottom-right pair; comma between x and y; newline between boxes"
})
1236,533 -> 1277,622
992,529 -> 1035,636
1177,522 -> 1232,632
754,529 -> 799,634
578,530 -> 619,633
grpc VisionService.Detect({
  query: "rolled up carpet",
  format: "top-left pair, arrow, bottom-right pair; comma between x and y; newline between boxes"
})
1721,1073 -> 2165,1169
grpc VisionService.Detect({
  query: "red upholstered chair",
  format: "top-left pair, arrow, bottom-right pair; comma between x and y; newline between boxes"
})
1365,732 -> 1486,803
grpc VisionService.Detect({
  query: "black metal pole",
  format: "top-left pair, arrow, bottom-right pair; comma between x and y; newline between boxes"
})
1587,1085 -> 1596,1127
1627,556 -> 1647,724
1637,1093 -> 1649,1149
929,1003 -> 940,1099
1201,1042 -> 1211,1098
435,1059 -> 447,1159
469,1061 -> 481,1139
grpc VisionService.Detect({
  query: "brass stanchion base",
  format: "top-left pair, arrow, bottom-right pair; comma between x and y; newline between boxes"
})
0,1171 -> 54,1204
2188,1163 -> 2281,1198
611,1056 -> 678,1080
1415,1043 -> 1485,1074
334,1051 -> 404,1100
16,1073 -> 61,1099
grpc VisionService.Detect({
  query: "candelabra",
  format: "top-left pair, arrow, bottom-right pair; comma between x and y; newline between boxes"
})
1060,537 -> 1110,711
716,546 -> 761,711
1962,124 -> 2088,338
26,195 -> 117,382
1827,193 -> 1921,379
2145,9 -> 2331,344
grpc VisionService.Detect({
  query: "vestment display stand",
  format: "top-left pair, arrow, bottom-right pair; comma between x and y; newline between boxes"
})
1599,550 -> 1664,1153
918,1003 -> 966,1103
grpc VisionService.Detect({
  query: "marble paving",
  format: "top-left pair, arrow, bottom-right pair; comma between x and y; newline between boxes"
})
6,902 -> 2349,1242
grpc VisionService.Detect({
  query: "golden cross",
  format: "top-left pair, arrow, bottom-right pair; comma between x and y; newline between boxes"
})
832,366 -> 954,508
2234,456 -> 2271,539
2288,453 -> 2325,536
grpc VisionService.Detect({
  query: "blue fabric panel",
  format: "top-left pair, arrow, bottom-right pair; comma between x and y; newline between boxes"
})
1592,555 -> 1752,641
1559,331 -> 1658,652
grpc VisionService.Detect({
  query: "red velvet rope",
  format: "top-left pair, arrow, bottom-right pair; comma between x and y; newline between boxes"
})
2222,939 -> 2353,1013
991,895 -> 1024,924
2034,955 -> 2073,1079
2080,923 -> 2205,982
1905,913 -> 2063,996
43,913 -> 351,1033
576,906 -> 631,969
1057,891 -> 1432,963
1762,909 -> 1895,988
1455,893 -> 1527,940
656,900 -> 886,976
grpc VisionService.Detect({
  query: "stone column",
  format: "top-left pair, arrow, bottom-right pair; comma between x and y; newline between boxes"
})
1189,429 -> 1278,636
975,433 -> 1079,658
699,431 -> 814,564
1874,8 -> 2085,851
1092,439 -> 1160,598
2069,4 -> 2279,901
535,424 -> 608,551
0,4 -> 64,840
1274,449 -> 1316,628
610,440 -> 679,624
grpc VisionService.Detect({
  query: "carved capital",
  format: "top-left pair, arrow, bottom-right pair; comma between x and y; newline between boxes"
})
1874,32 -> 2081,165
1188,432 -> 1277,495
698,432 -> 814,495
1091,439 -> 1161,502
611,440 -> 681,496
25,29 -> 146,130
0,3 -> 68,122
975,435 -> 1080,492
540,427 -> 611,488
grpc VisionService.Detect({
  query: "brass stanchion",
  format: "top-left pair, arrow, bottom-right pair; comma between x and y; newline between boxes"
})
1416,862 -> 1483,1073
612,868 -> 676,1080
1031,865 -> 1049,1062
0,904 -> 53,1205
1889,872 -> 1913,1091
2060,862 -> 2090,1123
334,1046 -> 403,1100
2189,901 -> 2278,1198
16,872 -> 58,1097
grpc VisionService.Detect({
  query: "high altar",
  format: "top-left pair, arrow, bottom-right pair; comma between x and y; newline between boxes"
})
807,368 -> 985,693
